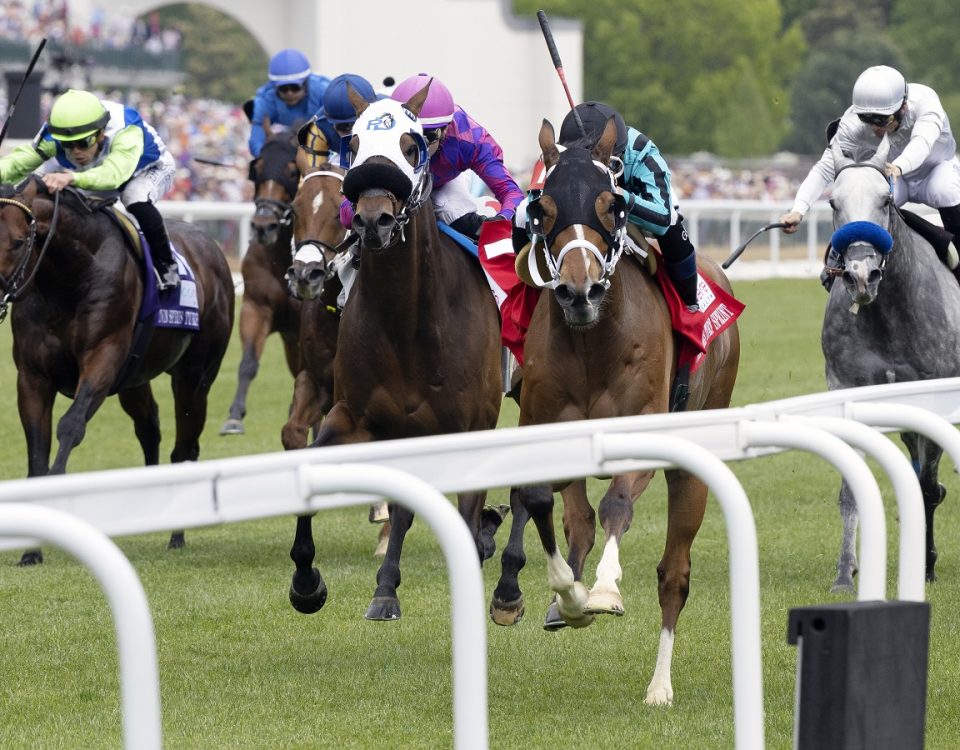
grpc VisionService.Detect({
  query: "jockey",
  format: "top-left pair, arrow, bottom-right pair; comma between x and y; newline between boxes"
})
249,48 -> 330,158
302,73 -> 379,167
780,65 -> 960,287
339,73 -> 524,238
557,101 -> 701,312
0,88 -> 181,290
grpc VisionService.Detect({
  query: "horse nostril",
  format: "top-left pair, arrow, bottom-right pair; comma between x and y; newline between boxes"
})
308,269 -> 324,283
376,213 -> 395,230
868,269 -> 882,285
587,283 -> 606,305
555,284 -> 574,305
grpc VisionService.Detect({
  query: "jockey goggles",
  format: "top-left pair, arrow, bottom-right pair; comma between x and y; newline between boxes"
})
277,83 -> 304,95
857,112 -> 896,127
60,132 -> 100,150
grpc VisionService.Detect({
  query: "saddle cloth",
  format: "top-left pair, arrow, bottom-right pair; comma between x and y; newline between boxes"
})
654,253 -> 744,374
105,206 -> 199,331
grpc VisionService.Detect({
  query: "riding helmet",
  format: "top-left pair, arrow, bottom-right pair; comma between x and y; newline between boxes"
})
268,48 -> 312,86
48,89 -> 109,141
559,102 -> 627,157
323,73 -> 378,125
391,74 -> 455,128
852,65 -> 908,115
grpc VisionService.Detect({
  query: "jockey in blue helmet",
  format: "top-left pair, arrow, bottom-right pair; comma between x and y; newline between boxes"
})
249,48 -> 330,157
300,73 -> 379,167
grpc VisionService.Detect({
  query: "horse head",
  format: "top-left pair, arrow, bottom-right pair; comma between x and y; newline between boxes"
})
531,116 -> 626,327
829,136 -> 895,305
286,155 -> 346,300
0,177 -> 53,310
340,83 -> 432,251
249,128 -> 299,246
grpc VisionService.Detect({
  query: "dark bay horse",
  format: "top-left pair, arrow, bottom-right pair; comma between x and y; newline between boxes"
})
489,119 -> 740,706
0,177 -> 234,562
220,128 -> 302,435
287,85 -> 503,620
822,135 -> 960,588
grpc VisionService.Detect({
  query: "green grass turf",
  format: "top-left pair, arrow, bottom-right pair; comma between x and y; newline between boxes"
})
1,277 -> 959,748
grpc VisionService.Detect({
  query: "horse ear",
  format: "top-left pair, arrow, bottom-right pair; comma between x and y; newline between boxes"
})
871,134 -> 891,168
539,119 -> 560,168
830,139 -> 854,172
346,82 -> 370,118
402,78 -> 431,119
592,116 -> 617,164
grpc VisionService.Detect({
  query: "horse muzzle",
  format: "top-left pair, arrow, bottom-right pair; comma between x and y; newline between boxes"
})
555,280 -> 606,328
841,258 -> 882,305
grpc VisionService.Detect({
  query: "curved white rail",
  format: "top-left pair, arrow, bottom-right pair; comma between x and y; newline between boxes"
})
0,504 -> 161,750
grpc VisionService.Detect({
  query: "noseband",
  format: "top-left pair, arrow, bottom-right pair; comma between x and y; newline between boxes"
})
828,161 -> 897,279
0,192 -> 60,323
525,150 -> 627,290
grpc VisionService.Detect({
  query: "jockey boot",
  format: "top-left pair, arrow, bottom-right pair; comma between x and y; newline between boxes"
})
938,204 -> 960,276
901,208 -> 959,271
659,221 -> 700,311
128,201 -> 179,291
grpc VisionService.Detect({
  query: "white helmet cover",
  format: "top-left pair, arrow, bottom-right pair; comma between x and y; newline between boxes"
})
852,65 -> 908,115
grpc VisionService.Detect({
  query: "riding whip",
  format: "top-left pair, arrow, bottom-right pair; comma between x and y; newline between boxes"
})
722,222 -> 788,268
0,37 -> 47,148
536,10 -> 586,138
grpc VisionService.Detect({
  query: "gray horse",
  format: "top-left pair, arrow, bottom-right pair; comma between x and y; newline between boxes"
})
822,134 -> 960,589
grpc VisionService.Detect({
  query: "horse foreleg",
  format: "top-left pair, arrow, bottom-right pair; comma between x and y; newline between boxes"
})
50,379 -> 111,474
907,433 -> 946,583
516,483 -> 593,630
833,479 -> 859,592
15,372 -> 55,565
220,305 -> 271,435
117,384 -> 161,465
588,471 -> 653,617
281,370 -> 324,450
646,468 -> 707,706
289,514 -> 327,613
490,487 -> 530,626
366,503 -> 414,621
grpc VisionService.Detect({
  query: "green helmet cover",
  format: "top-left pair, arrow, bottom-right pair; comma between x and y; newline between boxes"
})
48,89 -> 109,141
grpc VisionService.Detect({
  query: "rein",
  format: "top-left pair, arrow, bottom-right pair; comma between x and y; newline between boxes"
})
0,191 -> 61,323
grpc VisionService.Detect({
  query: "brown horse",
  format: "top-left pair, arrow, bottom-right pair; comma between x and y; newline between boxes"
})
0,176 -> 234,563
489,120 -> 741,706
279,146 -> 347,451
220,128 -> 302,435
287,85 -> 503,620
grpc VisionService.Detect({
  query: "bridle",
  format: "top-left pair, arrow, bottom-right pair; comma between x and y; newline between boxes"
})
524,150 -> 627,290
0,190 -> 61,323
292,167 -> 347,274
827,161 -> 897,280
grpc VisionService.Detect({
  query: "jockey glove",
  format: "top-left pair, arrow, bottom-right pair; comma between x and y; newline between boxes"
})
450,211 -> 484,241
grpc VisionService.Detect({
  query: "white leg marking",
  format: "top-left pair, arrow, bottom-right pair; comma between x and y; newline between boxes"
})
645,627 -> 675,706
587,537 -> 624,615
546,549 -> 590,623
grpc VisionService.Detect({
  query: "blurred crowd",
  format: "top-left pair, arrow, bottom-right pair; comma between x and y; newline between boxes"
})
1,0 -> 181,51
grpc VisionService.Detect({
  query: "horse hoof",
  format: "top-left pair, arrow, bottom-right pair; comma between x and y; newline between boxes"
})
17,550 -> 43,566
830,579 -> 855,594
543,601 -> 568,631
644,686 -> 673,706
368,501 -> 389,524
585,590 -> 625,616
289,568 -> 328,614
167,532 -> 185,550
489,596 -> 524,626
219,419 -> 245,436
365,596 -> 401,621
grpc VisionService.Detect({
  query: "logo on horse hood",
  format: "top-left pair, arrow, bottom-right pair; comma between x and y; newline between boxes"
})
345,99 -> 429,200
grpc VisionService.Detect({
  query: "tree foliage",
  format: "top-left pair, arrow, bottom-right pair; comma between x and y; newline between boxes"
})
151,4 -> 266,104
515,0 -> 804,157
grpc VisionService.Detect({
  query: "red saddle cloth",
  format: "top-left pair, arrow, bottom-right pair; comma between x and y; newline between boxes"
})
654,254 -> 745,373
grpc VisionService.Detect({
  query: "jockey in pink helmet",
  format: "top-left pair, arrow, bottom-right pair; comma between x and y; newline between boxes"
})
340,73 -> 523,240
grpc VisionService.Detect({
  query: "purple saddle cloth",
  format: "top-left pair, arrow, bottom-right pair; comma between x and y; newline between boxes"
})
139,241 -> 200,330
